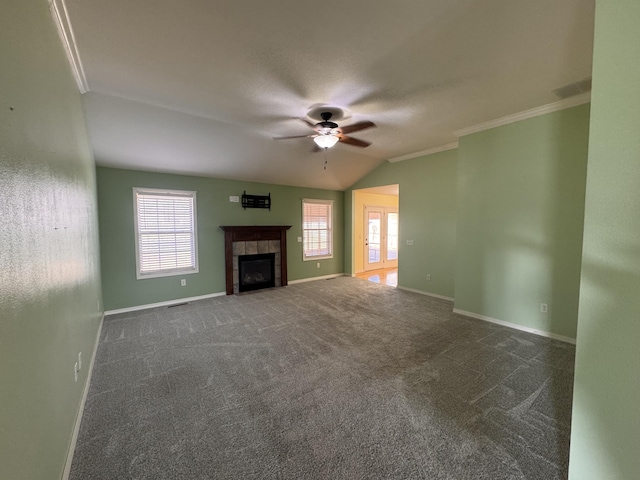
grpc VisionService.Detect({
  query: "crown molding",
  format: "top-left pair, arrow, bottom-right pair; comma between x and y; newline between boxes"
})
454,92 -> 591,138
387,142 -> 458,163
49,0 -> 89,93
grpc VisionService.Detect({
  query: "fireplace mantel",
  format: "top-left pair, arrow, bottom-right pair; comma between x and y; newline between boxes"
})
220,225 -> 291,295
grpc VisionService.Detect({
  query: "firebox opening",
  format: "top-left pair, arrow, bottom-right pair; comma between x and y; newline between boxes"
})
238,253 -> 276,292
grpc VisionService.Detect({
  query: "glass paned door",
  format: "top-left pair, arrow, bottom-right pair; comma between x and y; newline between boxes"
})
364,207 -> 398,271
387,212 -> 399,261
366,210 -> 382,267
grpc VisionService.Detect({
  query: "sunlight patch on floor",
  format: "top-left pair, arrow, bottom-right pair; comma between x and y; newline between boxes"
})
355,268 -> 398,287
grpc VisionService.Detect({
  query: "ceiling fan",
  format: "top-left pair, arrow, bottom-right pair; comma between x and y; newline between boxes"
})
274,111 -> 376,151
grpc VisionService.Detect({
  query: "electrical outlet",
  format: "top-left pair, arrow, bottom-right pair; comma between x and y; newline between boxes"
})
181,279 -> 186,286
229,195 -> 240,203
406,240 -> 414,246
74,362 -> 79,382
426,274 -> 431,281
316,262 -> 320,268
540,303 -> 549,314
78,352 -> 82,370
297,237 -> 302,243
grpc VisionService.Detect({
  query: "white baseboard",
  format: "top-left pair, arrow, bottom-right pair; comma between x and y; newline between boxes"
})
397,286 -> 454,302
62,313 -> 105,480
104,291 -> 227,316
288,273 -> 346,284
452,308 -> 576,345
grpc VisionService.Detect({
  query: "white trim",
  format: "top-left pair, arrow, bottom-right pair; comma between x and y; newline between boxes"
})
288,273 -> 346,284
452,308 -> 576,345
62,313 -> 104,480
49,0 -> 89,94
104,291 -> 226,316
454,92 -> 591,138
387,142 -> 459,163
397,286 -> 454,302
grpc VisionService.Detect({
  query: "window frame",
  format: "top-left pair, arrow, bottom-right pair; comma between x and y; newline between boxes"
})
302,198 -> 334,261
133,187 -> 199,280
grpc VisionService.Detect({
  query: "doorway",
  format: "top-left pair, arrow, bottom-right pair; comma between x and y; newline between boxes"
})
352,185 -> 399,286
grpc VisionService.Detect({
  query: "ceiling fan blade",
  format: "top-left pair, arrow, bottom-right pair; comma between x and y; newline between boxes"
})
312,144 -> 322,153
299,118 -> 318,129
339,121 -> 376,135
338,135 -> 371,148
273,134 -> 316,140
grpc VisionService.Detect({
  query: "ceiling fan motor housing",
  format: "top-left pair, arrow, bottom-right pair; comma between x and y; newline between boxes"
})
318,112 -> 338,129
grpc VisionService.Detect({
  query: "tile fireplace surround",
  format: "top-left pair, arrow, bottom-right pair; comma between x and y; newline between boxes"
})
220,225 -> 292,295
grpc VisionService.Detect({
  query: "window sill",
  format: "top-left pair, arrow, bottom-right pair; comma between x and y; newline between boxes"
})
136,268 -> 199,280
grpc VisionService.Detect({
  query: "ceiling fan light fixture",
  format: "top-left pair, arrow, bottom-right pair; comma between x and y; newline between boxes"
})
314,134 -> 339,149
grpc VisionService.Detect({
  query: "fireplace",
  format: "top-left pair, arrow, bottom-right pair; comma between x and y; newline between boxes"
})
220,225 -> 291,295
239,253 -> 275,292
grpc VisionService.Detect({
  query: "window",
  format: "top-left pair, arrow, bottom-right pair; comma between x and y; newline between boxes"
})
133,188 -> 198,279
302,199 -> 333,260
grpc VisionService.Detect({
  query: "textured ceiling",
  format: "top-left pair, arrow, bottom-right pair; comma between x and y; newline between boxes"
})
66,0 -> 595,190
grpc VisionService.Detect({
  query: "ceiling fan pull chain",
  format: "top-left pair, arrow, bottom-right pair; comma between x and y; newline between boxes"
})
323,148 -> 328,170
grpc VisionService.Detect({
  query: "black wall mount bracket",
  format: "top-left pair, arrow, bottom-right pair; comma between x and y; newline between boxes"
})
242,191 -> 271,210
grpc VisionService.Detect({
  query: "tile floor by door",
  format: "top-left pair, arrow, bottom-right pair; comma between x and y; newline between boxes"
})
355,267 -> 398,287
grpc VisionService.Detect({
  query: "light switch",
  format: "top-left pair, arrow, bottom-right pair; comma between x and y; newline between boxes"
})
297,237 -> 302,243
406,240 -> 415,246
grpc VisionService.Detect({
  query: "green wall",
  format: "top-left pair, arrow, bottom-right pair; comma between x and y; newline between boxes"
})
569,1 -> 640,478
97,167 -> 344,311
0,2 -> 103,479
455,104 -> 590,339
347,104 -> 590,340
347,149 -> 458,299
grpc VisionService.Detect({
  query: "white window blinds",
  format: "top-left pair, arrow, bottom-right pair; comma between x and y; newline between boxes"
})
302,199 -> 333,260
134,188 -> 198,278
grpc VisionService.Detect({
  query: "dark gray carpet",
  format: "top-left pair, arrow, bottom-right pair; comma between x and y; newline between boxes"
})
70,277 -> 575,480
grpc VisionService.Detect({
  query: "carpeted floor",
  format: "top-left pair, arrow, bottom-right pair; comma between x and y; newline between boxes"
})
70,277 -> 575,480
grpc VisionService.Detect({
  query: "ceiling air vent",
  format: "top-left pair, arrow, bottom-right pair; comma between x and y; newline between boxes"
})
553,77 -> 592,99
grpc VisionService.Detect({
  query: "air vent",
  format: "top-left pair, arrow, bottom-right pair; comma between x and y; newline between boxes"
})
553,77 -> 592,99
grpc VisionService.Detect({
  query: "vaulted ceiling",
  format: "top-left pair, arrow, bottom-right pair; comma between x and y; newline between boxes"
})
64,0 -> 595,190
